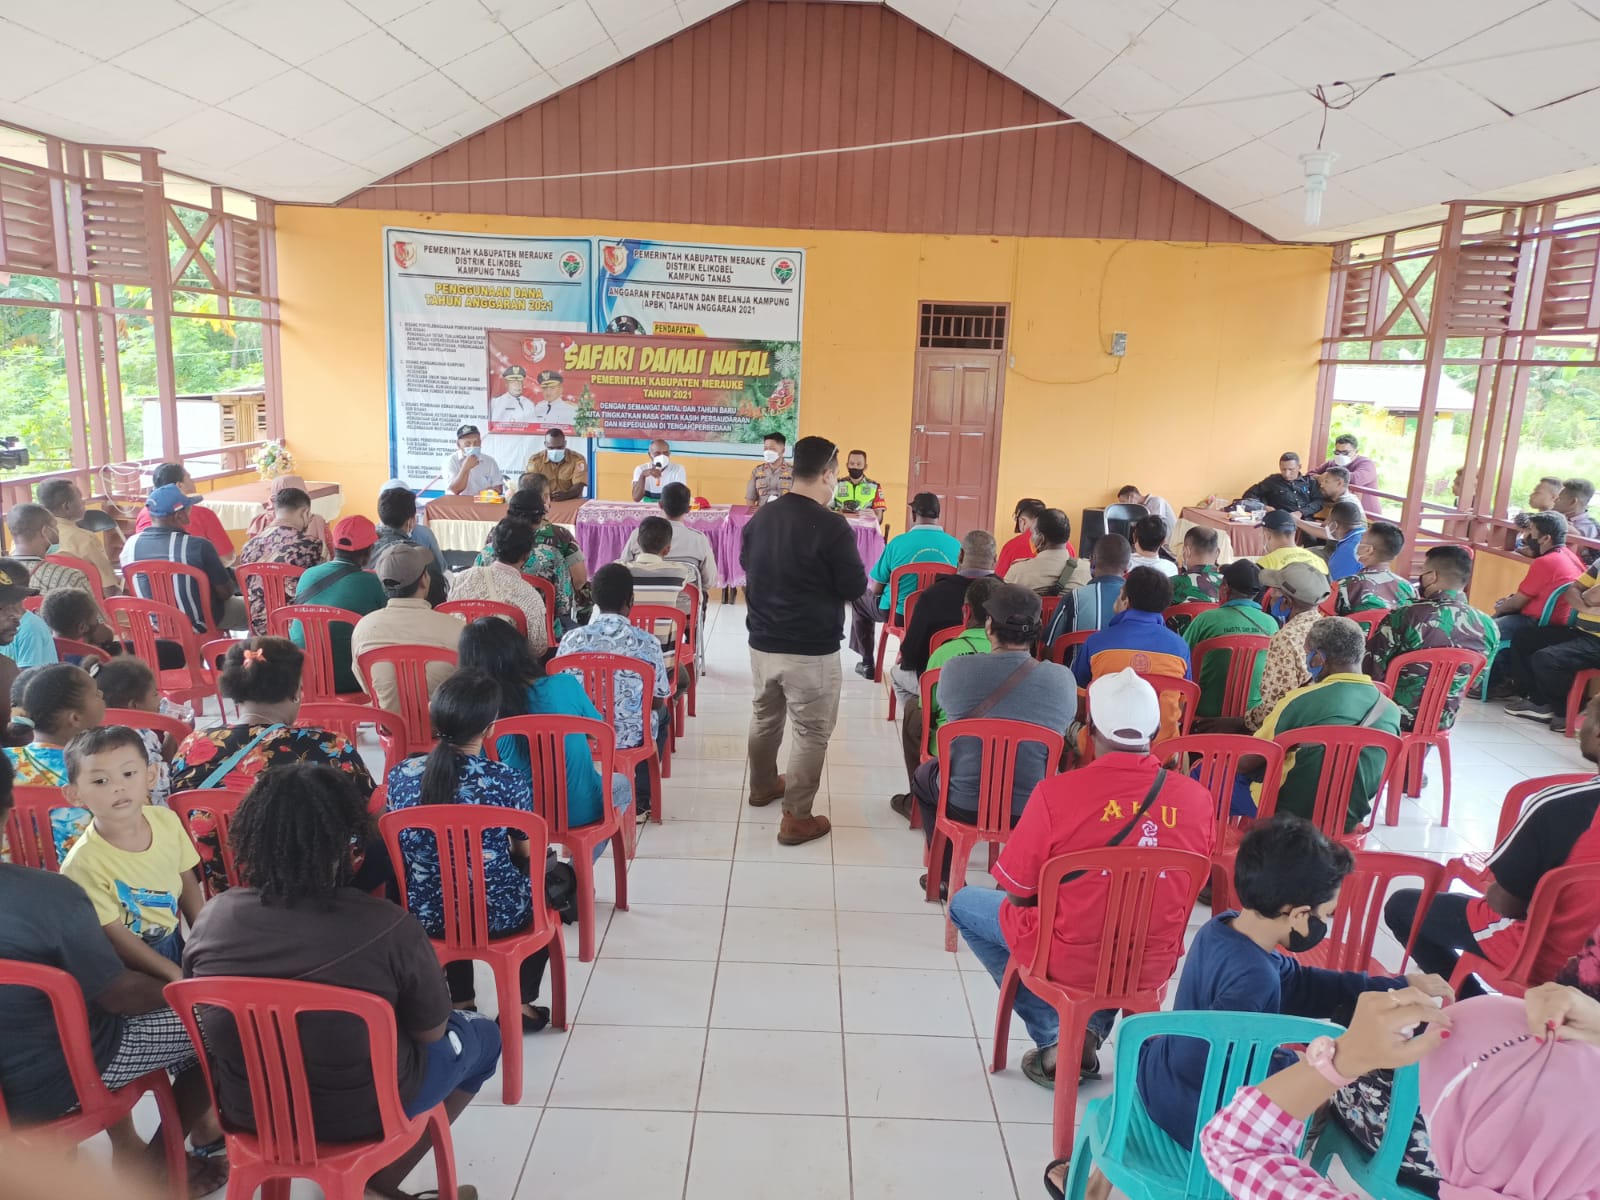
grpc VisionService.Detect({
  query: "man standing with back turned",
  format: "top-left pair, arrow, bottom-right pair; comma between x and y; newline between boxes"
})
742,436 -> 868,846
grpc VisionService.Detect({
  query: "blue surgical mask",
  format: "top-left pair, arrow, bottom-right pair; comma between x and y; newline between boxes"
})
1305,652 -> 1325,680
547,448 -> 566,463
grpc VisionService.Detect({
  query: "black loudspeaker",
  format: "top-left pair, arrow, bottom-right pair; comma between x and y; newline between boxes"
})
1079,508 -> 1106,560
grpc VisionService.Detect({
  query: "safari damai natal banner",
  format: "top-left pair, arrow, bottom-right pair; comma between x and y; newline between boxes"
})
384,228 -> 804,486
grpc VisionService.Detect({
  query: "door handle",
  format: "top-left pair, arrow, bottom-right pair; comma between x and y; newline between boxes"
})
913,425 -> 926,432
914,459 -> 930,470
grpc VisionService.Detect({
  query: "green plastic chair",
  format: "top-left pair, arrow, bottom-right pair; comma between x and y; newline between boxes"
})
1062,1010 -> 1340,1200
1309,1063 -> 1430,1200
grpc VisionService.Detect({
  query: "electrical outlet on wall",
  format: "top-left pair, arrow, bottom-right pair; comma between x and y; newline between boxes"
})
1110,331 -> 1128,357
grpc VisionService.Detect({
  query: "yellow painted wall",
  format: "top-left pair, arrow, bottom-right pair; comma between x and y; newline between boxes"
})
275,206 -> 1331,539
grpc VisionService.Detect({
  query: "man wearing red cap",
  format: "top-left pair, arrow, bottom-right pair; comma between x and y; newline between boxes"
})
288,516 -> 387,695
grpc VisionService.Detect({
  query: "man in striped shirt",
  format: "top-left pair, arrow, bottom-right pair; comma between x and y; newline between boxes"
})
125,484 -> 245,632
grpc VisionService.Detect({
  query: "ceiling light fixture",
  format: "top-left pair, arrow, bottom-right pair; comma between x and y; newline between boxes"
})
1300,74 -> 1393,228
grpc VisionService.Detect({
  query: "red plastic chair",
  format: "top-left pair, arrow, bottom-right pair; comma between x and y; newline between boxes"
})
1448,860 -> 1600,997
1348,608 -> 1389,638
125,559 -> 222,635
1287,851 -> 1445,974
1443,772 -> 1593,892
991,846 -> 1211,1158
681,582 -> 703,716
379,805 -> 567,1104
927,717 -> 1065,949
629,604 -> 690,743
1566,669 -> 1600,738
268,604 -> 368,704
438,598 -> 529,637
557,651 -> 666,825
1193,634 -> 1271,719
1154,734 -> 1285,914
928,624 -> 965,658
487,714 -> 629,962
1270,725 -> 1405,848
1046,628 -> 1092,667
355,644 -> 459,757
42,551 -> 106,605
296,702 -> 406,781
1038,595 -> 1062,648
236,560 -> 307,633
171,788 -> 249,895
0,961 -> 186,1198
518,572 -> 559,645
1144,675 -> 1201,739
103,707 -> 193,745
164,976 -> 461,1200
906,667 -> 944,833
1163,600 -> 1217,632
1380,648 -> 1487,827
197,635 -> 237,720
885,589 -> 932,721
874,563 -> 957,685
22,594 -> 41,612
52,636 -> 111,663
103,595 -> 212,710
4,785 -> 80,871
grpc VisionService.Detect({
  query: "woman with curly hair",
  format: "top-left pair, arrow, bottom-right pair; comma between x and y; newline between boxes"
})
184,764 -> 499,1200
475,484 -> 588,633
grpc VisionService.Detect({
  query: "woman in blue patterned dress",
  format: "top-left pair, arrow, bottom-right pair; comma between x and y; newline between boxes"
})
386,668 -> 552,1031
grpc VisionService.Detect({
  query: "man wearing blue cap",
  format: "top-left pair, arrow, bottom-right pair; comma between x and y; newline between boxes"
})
125,483 -> 246,631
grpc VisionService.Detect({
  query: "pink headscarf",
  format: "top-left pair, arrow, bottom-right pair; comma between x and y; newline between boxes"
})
1420,993 -> 1600,1200
246,473 -> 332,556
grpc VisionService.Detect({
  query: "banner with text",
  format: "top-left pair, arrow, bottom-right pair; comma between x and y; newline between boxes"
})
485,329 -> 800,445
592,238 -> 804,458
384,228 -> 590,485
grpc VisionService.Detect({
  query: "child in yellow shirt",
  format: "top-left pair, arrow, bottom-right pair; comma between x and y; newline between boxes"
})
60,726 -> 201,985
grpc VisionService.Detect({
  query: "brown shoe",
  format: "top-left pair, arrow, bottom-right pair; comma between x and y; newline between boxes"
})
749,775 -> 786,807
777,813 -> 831,845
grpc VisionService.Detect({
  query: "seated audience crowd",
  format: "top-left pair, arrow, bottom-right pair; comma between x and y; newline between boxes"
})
6,454 -> 1600,1200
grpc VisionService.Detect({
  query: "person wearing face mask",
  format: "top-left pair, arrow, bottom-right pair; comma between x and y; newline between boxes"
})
1137,814 -> 1451,1153
744,433 -> 794,511
1321,500 -> 1368,580
233,485 -> 328,634
1365,545 -> 1497,733
4,503 -> 97,601
442,424 -> 503,496
1484,510 -> 1585,697
1235,615 -> 1399,826
741,436 -> 868,847
1333,520 -> 1415,613
832,449 -> 886,516
1312,433 -> 1379,516
630,438 -> 687,502
995,498 -> 1047,580
523,428 -> 588,501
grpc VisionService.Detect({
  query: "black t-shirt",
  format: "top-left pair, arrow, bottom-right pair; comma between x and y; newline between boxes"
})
898,571 -> 994,674
0,866 -> 125,1122
1488,778 -> 1600,900
183,887 -> 452,1143
741,493 -> 868,656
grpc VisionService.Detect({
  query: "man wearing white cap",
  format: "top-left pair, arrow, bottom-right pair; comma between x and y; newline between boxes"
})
949,668 -> 1216,1087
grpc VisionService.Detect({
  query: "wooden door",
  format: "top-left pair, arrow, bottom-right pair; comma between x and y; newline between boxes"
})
909,349 -> 1005,535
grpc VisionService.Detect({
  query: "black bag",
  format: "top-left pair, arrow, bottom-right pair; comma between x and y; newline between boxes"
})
544,851 -> 579,925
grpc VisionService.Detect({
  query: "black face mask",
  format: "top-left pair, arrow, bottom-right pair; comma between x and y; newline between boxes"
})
1286,913 -> 1329,953
848,468 -> 865,481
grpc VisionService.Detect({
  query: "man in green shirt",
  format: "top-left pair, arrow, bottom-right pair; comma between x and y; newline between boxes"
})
848,492 -> 960,676
288,516 -> 388,695
1184,560 -> 1278,718
1250,615 -> 1401,830
891,575 -> 999,820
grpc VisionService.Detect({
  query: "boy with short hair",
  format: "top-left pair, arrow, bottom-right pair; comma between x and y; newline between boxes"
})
60,726 -> 202,985
1170,526 -> 1223,604
1137,815 -> 1451,1148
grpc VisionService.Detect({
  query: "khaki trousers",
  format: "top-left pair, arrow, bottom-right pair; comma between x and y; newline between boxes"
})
747,648 -> 842,818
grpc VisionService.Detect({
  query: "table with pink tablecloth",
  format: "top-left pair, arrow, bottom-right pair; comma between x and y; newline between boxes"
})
573,500 -> 885,588
717,506 -> 885,588
573,501 -> 733,573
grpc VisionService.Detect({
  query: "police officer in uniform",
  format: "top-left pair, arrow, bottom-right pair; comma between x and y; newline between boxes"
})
832,448 -> 886,516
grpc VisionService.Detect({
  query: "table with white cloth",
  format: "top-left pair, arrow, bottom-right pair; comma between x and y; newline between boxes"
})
204,480 -> 343,531
422,496 -> 584,554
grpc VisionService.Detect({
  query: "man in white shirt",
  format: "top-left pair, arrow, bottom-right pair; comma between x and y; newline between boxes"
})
1130,514 -> 1178,578
490,365 -> 539,425
630,439 -> 688,502
443,424 -> 503,495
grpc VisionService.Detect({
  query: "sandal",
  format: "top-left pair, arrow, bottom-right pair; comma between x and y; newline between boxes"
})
1021,1047 -> 1055,1089
1043,1158 -> 1069,1200
181,1150 -> 229,1195
917,873 -> 949,902
522,1005 -> 550,1034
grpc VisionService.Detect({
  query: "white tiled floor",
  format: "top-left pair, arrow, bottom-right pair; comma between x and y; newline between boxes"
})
133,599 -> 1595,1199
